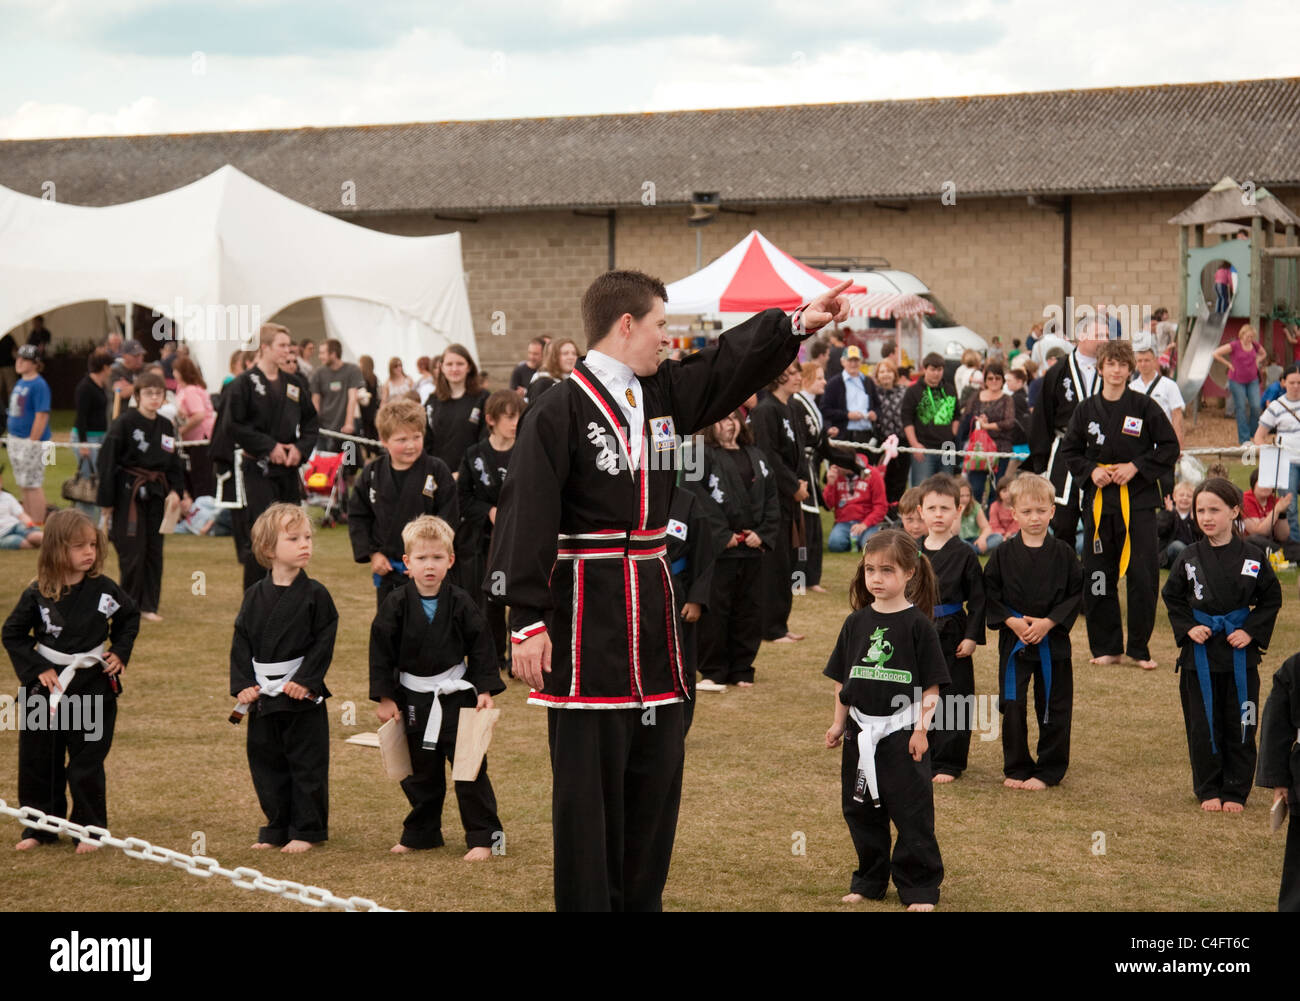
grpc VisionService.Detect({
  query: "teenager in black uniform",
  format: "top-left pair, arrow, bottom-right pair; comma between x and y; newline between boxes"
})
983,472 -> 1083,788
490,270 -> 851,911
1162,478 -> 1281,812
95,371 -> 184,621
690,412 -> 779,689
349,398 -> 458,609
792,360 -> 858,592
916,474 -> 985,782
824,529 -> 947,909
230,504 -> 338,852
1257,641 -> 1300,911
750,359 -> 808,642
371,516 -> 504,858
5,510 -> 139,851
665,455 -> 716,732
214,324 -> 319,592
1026,319 -> 1104,545
423,344 -> 490,476
1059,339 -> 1179,669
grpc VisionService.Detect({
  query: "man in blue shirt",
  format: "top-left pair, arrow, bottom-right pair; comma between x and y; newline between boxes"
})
821,345 -> 876,443
7,344 -> 52,523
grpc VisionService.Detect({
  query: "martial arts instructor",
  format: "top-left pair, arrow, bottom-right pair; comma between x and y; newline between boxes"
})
491,270 -> 850,911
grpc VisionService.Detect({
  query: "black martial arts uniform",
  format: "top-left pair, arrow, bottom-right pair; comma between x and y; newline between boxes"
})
229,570 -> 337,845
791,390 -> 857,589
983,534 -> 1083,785
665,479 -> 715,734
689,442 -> 779,686
488,306 -> 808,912
4,576 -> 139,844
348,452 -> 458,609
824,604 -> 948,905
923,536 -> 986,779
424,389 -> 489,473
1162,537 -> 1281,806
750,392 -> 804,640
1059,388 -> 1178,662
1256,652 -> 1300,911
218,366 -> 319,591
455,438 -> 513,668
370,579 -> 505,850
1027,350 -> 1100,544
95,409 -> 185,614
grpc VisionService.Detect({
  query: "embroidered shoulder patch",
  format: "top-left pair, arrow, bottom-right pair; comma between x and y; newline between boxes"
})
98,593 -> 121,617
1122,415 -> 1143,436
286,383 -> 300,402
1242,559 -> 1260,578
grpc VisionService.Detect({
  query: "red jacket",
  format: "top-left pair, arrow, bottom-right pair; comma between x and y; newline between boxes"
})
822,462 -> 887,526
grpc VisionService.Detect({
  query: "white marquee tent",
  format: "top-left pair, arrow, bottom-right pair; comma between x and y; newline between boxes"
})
0,164 -> 476,388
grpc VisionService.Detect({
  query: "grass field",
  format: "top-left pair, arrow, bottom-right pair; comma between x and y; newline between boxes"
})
1,407 -> 1295,911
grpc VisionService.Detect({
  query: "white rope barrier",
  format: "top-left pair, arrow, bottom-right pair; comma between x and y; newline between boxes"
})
17,427 -> 382,453
825,439 -> 1296,462
0,798 -> 400,912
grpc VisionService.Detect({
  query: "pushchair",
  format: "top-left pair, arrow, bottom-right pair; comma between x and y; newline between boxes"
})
300,450 -> 348,527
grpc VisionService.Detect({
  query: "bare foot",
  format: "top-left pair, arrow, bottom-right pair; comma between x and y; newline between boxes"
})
770,636 -> 797,644
906,902 -> 935,911
1135,658 -> 1158,671
1089,654 -> 1122,665
932,773 -> 956,784
390,844 -> 411,854
251,842 -> 276,849
1201,798 -> 1223,812
15,838 -> 41,851
1021,778 -> 1048,791
810,585 -> 829,593
785,632 -> 806,641
281,839 -> 312,854
1003,778 -> 1025,789
841,892 -> 868,904
1222,801 -> 1245,814
141,611 -> 163,622
464,846 -> 492,861
75,840 -> 101,854
737,681 -> 754,688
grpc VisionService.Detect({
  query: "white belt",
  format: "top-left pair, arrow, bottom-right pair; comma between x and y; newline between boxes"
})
848,702 -> 922,808
1045,436 -> 1074,506
35,642 -> 106,717
400,662 -> 474,751
231,655 -> 305,718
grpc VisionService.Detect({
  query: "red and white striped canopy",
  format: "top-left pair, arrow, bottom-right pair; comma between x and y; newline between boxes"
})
664,230 -> 863,314
845,292 -> 935,319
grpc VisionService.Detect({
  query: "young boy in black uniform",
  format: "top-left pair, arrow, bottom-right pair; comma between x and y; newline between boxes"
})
230,503 -> 338,853
917,474 -> 985,783
349,399 -> 458,609
371,515 -> 504,859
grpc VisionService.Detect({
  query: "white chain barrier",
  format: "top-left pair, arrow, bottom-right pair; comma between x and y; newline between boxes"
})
0,798 -> 400,912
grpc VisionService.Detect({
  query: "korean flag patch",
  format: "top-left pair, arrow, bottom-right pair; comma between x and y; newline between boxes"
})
667,518 -> 688,541
1242,559 -> 1260,578
161,434 -> 175,452
98,593 -> 121,618
1122,415 -> 1143,436
651,416 -> 677,452
422,474 -> 436,497
286,383 -> 300,402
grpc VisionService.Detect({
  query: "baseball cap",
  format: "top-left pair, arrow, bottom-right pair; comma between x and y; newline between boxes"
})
122,339 -> 146,356
844,345 -> 863,360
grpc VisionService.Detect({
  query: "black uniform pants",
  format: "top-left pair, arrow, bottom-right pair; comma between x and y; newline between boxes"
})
1081,505 -> 1158,661
699,556 -> 762,685
17,684 -> 117,844
1050,493 -> 1082,553
1281,810 -> 1300,912
798,508 -> 823,588
761,508 -> 794,639
1179,665 -> 1259,805
398,690 -> 502,850
546,703 -> 684,912
113,494 -> 166,614
246,704 -> 329,844
930,623 -> 973,778
1000,652 -> 1073,785
232,467 -> 303,591
841,725 -> 943,905
670,574 -> 699,735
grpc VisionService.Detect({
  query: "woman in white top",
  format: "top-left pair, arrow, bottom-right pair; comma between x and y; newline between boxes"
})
381,357 -> 414,405
1253,363 -> 1300,552
953,348 -> 982,398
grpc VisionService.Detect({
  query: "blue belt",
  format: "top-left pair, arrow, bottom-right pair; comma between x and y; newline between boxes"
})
670,556 -> 688,576
934,602 -> 962,618
1191,607 -> 1251,755
1002,607 -> 1055,723
373,559 -> 407,588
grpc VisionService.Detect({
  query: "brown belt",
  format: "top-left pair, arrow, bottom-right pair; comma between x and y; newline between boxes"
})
122,466 -> 168,537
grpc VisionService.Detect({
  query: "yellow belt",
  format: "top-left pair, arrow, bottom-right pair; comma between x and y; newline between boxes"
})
1091,466 -> 1131,578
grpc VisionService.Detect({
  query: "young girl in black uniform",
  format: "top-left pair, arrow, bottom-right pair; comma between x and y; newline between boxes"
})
824,528 -> 947,909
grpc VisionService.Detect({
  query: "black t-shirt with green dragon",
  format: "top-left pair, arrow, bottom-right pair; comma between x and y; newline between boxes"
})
900,380 -> 959,450
823,604 -> 950,717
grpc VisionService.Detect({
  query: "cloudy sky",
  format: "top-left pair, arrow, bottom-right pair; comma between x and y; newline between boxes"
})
3,0 -> 1297,139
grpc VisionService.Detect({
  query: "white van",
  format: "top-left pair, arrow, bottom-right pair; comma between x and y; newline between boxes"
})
819,264 -> 988,363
